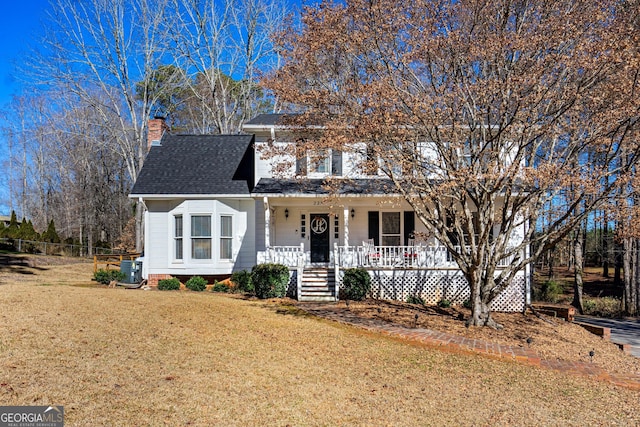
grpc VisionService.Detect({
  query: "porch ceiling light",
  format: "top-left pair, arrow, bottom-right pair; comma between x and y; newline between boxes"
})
351,208 -> 355,219
285,208 -> 289,219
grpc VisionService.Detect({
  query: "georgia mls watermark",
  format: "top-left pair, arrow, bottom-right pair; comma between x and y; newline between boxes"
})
0,406 -> 63,427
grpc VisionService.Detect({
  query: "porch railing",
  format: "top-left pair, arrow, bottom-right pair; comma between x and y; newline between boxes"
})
338,245 -> 520,268
336,245 -> 458,268
257,244 -> 519,269
257,244 -> 306,267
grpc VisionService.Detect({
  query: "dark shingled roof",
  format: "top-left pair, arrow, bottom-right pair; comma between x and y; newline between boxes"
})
252,178 -> 399,196
130,134 -> 254,196
243,113 -> 289,126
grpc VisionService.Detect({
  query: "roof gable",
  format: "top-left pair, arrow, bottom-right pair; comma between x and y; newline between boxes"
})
130,134 -> 254,197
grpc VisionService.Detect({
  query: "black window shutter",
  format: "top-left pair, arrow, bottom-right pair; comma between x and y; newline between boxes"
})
446,214 -> 458,246
331,150 -> 342,176
404,211 -> 415,245
368,211 -> 379,246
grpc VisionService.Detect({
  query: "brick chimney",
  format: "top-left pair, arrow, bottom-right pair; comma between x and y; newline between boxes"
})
147,116 -> 169,149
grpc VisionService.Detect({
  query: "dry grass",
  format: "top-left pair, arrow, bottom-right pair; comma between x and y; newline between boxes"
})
0,254 -> 639,426
338,299 -> 640,375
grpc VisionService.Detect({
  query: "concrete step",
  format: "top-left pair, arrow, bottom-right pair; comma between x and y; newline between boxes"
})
299,295 -> 336,302
300,288 -> 333,296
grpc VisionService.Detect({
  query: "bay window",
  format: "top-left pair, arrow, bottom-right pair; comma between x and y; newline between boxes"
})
220,215 -> 233,260
191,215 -> 212,259
174,215 -> 183,260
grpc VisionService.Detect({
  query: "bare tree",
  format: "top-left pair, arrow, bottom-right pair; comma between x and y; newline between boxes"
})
0,87 -> 132,252
265,0 -> 640,327
24,0 -> 175,251
167,0 -> 287,134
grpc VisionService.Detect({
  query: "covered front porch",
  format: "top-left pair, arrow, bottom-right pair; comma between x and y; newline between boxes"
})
252,193 -> 528,310
256,242 -> 524,310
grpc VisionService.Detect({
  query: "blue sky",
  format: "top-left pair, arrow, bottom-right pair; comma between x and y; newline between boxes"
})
0,1 -> 51,215
0,1 -> 51,106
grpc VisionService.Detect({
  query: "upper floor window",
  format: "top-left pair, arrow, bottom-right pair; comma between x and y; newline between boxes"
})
365,144 -> 403,177
296,147 -> 342,177
191,215 -> 212,259
310,150 -> 331,174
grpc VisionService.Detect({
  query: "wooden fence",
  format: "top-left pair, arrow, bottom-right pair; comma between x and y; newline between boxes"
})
1,238 -> 118,257
93,253 -> 141,273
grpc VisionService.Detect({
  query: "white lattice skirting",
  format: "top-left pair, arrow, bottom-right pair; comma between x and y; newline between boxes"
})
339,269 -> 526,312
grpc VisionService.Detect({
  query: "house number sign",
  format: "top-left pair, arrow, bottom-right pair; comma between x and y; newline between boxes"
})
310,217 -> 328,234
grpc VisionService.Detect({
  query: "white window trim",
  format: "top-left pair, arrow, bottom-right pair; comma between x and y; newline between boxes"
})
219,214 -> 233,261
307,149 -> 331,178
191,214 -> 212,260
174,214 -> 183,262
380,211 -> 402,246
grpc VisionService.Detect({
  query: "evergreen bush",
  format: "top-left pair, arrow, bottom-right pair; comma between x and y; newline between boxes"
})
185,276 -> 207,292
93,269 -> 126,285
230,270 -> 253,293
158,277 -> 181,290
406,295 -> 425,305
342,268 -> 371,301
212,281 -> 230,293
537,280 -> 564,303
251,263 -> 289,299
437,298 -> 452,308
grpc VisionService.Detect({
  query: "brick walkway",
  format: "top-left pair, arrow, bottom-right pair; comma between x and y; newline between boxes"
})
300,304 -> 640,391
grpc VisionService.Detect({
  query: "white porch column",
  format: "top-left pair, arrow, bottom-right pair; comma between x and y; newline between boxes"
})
343,206 -> 350,247
263,197 -> 271,249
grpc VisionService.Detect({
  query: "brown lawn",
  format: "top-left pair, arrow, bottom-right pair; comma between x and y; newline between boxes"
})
0,254 -> 639,426
335,299 -> 640,376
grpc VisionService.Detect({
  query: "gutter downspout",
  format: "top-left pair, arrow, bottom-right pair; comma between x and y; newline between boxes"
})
139,197 -> 149,280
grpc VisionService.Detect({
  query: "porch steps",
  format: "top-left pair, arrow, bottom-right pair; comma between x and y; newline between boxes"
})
300,268 -> 336,302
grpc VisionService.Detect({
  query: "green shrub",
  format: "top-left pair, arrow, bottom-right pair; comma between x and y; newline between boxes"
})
231,270 -> 253,293
0,240 -> 15,252
406,295 -> 425,305
582,297 -> 621,317
93,269 -> 126,285
158,277 -> 181,291
212,281 -> 230,293
463,299 -> 472,309
536,280 -> 564,303
186,276 -> 207,292
251,263 -> 289,299
342,268 -> 371,301
438,298 -> 452,308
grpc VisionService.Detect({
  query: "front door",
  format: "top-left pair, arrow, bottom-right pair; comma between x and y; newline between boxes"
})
310,214 -> 330,263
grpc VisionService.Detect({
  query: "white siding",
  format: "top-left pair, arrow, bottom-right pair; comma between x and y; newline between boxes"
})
145,200 -> 176,270
255,199 -> 266,252
232,199 -> 257,271
254,140 -> 295,182
144,197 -> 256,277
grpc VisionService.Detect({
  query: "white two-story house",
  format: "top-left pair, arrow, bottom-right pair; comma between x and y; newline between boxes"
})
129,114 -> 529,310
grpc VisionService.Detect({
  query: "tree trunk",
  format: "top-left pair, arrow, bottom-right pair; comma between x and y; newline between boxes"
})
572,228 -> 584,314
547,249 -> 555,281
614,238 -> 622,287
623,237 -> 634,315
602,217 -> 609,278
466,273 -> 503,329
634,239 -> 640,316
